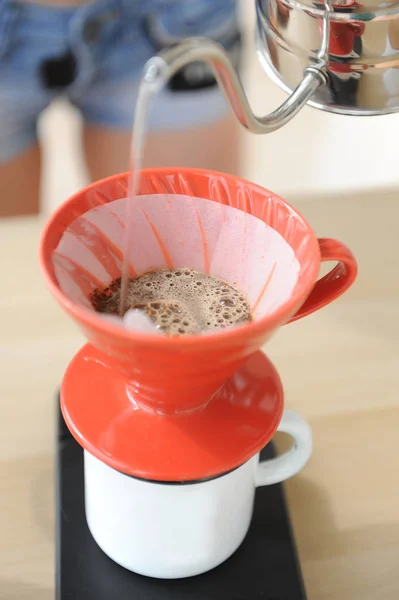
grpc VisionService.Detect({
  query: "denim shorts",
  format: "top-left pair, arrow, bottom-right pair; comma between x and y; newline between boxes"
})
0,0 -> 241,162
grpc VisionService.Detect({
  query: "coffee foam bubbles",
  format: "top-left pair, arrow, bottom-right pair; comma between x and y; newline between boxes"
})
91,269 -> 252,336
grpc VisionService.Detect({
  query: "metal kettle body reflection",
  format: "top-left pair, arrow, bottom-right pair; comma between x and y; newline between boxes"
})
149,0 -> 399,125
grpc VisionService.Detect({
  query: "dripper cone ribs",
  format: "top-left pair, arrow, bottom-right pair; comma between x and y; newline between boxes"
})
51,188 -> 301,323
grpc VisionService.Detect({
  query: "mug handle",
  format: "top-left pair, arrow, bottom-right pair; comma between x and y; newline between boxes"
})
287,238 -> 357,324
256,410 -> 312,487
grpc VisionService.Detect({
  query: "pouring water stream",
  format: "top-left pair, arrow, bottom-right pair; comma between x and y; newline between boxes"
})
119,59 -> 167,316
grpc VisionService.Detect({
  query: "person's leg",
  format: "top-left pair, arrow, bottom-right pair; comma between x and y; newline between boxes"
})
75,0 -> 241,181
83,115 -> 239,182
142,116 -> 240,174
82,127 -> 129,182
0,2 -> 74,217
0,145 -> 41,218
0,6 -> 42,217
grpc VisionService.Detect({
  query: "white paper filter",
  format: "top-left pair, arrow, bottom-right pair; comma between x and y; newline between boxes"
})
52,194 -> 300,330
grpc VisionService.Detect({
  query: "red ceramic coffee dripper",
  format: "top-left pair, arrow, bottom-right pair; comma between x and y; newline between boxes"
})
40,168 -> 357,481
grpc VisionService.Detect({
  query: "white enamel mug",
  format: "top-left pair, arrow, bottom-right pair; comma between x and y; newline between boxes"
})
84,409 -> 312,579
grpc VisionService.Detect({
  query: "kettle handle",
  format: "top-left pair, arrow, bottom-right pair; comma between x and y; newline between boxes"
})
287,238 -> 358,323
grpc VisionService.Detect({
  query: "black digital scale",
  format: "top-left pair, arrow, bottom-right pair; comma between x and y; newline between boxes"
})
56,401 -> 307,600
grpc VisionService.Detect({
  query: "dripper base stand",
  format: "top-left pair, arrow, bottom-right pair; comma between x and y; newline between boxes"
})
56,395 -> 307,599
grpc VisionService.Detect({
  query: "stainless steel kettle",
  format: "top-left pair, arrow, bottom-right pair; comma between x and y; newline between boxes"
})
145,0 -> 399,133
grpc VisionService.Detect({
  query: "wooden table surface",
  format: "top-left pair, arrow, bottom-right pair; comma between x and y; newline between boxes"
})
1,188 -> 398,599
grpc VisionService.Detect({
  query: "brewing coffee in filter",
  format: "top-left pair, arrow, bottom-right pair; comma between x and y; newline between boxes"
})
51,192 -> 300,333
